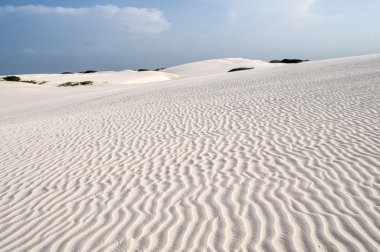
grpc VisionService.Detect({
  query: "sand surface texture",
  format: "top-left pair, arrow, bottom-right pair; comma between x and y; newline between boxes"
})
1,55 -> 380,251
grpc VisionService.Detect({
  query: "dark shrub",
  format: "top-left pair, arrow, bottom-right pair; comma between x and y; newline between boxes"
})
21,80 -> 38,84
137,69 -> 149,72
3,76 -> 21,81
79,70 -> 97,74
155,68 -> 166,71
270,59 -> 309,64
62,72 -> 74,74
58,81 -> 93,87
228,67 -> 254,72
2,76 -> 41,84
80,81 -> 93,85
58,82 -> 77,87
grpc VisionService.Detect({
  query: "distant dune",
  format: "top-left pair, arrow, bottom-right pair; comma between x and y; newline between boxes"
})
0,54 -> 379,251
163,58 -> 277,77
0,58 -> 280,87
2,70 -> 178,87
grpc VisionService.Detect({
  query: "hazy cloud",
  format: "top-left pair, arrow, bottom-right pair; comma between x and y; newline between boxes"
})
291,0 -> 317,18
227,0 -> 324,22
0,5 -> 171,34
20,49 -> 36,55
228,9 -> 239,21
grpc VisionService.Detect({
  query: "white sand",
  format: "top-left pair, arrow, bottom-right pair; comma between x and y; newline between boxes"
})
0,55 -> 379,251
15,70 -> 178,86
0,58 -> 275,118
164,58 -> 277,77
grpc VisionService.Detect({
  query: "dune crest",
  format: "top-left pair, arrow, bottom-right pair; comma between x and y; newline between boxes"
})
164,58 -> 277,77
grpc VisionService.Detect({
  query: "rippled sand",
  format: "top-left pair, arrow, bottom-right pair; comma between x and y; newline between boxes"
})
1,55 -> 379,251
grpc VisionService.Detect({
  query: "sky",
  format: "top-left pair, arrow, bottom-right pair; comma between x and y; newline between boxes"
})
0,0 -> 379,74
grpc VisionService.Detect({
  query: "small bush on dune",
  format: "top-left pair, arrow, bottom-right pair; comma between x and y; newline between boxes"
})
137,69 -> 149,72
79,70 -> 97,74
21,80 -> 38,84
155,68 -> 166,71
228,67 -> 254,72
2,76 -> 21,81
270,59 -> 309,64
58,81 -> 93,87
80,81 -> 93,85
58,82 -> 77,87
1,76 -> 46,85
62,72 -> 74,74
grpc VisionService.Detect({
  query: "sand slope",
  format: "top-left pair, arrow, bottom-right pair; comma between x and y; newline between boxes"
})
164,58 -> 276,77
0,55 -> 380,251
14,70 -> 178,87
0,58 -> 279,118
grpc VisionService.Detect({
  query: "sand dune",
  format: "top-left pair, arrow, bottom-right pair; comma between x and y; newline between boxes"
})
164,58 -> 277,77
14,70 -> 178,87
0,58 -> 279,118
0,55 -> 380,251
2,58 -> 276,87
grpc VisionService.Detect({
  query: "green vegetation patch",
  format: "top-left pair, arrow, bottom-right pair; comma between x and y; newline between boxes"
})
21,80 -> 38,84
228,67 -> 254,72
58,81 -> 94,87
2,76 -> 21,81
79,70 -> 97,74
270,59 -> 309,64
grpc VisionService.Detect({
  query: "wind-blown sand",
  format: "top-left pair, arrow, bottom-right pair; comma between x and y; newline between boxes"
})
164,58 -> 276,77
0,55 -> 379,251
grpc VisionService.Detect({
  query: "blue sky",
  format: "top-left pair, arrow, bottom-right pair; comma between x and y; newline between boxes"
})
1,0 -> 379,74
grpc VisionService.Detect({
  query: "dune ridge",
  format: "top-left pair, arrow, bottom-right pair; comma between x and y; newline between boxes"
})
0,55 -> 380,251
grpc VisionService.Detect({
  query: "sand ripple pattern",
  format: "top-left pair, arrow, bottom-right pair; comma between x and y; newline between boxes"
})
1,55 -> 380,251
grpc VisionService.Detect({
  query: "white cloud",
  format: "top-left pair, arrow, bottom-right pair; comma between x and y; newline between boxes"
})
0,5 -> 171,35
